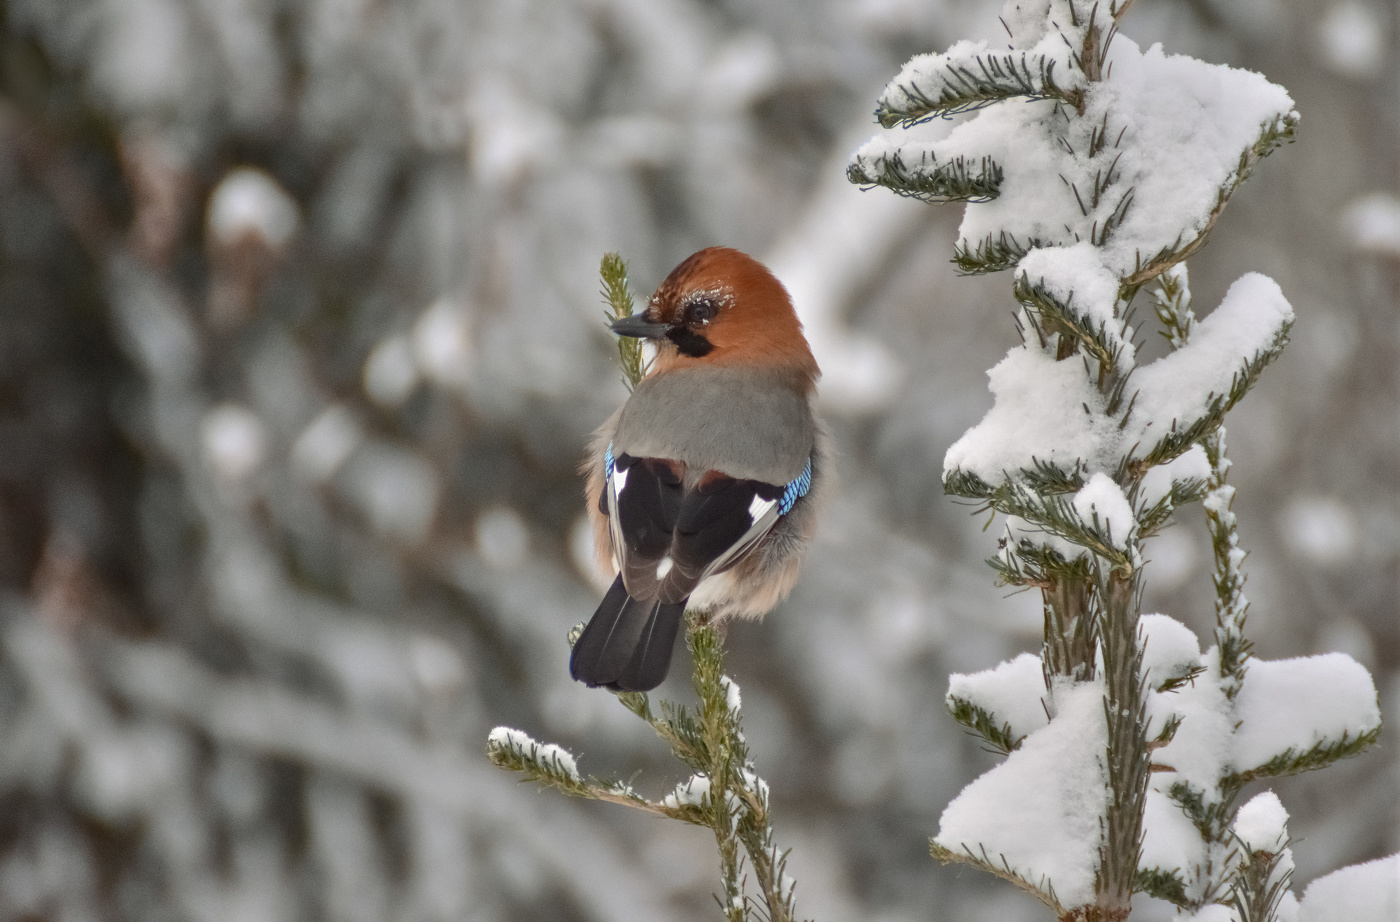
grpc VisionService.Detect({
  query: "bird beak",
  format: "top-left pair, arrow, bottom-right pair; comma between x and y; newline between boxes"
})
608,314 -> 672,340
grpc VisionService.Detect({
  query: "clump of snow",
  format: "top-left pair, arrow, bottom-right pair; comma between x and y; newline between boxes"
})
945,274 -> 1290,485
876,33 -> 1081,124
720,676 -> 742,714
202,404 -> 267,482
1298,853 -> 1400,922
1140,787 -> 1203,883
1072,473 -> 1135,548
1341,193 -> 1400,256
1018,244 -> 1132,369
1233,653 -> 1380,771
1139,445 -> 1211,508
943,343 -> 1115,479
487,727 -> 580,782
934,680 -> 1107,906
855,32 -> 1296,279
208,167 -> 299,249
662,774 -> 712,809
1129,273 -> 1292,456
1233,790 -> 1289,852
1146,655 -> 1232,795
946,652 -> 1048,743
1137,614 -> 1201,691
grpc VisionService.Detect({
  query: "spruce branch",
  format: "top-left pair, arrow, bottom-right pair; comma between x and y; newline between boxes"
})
1228,835 -> 1294,922
1136,867 -> 1189,906
877,54 -> 1080,128
954,230 -> 1051,275
930,841 -> 1064,913
1121,113 -> 1298,289
1094,570 -> 1151,914
1227,727 -> 1382,785
1042,573 -> 1099,689
1130,321 -> 1292,473
488,617 -> 805,922
947,695 -> 1027,754
600,252 -> 646,390
1014,271 -> 1128,373
847,150 -> 1003,203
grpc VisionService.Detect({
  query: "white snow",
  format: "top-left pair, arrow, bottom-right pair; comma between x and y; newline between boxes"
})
1139,445 -> 1211,509
1137,614 -> 1201,691
1146,654 -> 1233,795
488,727 -> 581,782
476,507 -> 530,570
1072,473 -> 1135,548
876,33 -> 1081,123
720,676 -> 742,714
412,299 -> 474,391
1233,790 -> 1289,852
363,335 -> 421,407
662,774 -> 712,809
1139,787 -> 1203,882
1128,273 -> 1293,455
945,652 -> 1049,744
208,167 -> 299,249
1298,853 -> 1400,922
943,342 -> 1116,479
854,32 -> 1296,280
1232,653 -> 1380,771
933,680 -> 1107,906
945,274 -> 1290,485
1017,243 -> 1132,369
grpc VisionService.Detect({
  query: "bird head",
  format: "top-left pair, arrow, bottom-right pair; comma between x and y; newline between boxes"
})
610,247 -> 819,387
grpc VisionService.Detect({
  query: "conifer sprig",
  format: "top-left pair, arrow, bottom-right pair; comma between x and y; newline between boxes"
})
488,612 -> 805,922
600,252 -> 646,389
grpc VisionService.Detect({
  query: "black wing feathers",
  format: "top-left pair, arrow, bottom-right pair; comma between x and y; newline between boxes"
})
575,455 -> 786,692
614,454 -> 683,559
672,477 -> 781,580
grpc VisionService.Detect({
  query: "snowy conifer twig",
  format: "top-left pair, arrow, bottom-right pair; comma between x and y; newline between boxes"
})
488,616 -> 803,922
853,1 -> 1380,919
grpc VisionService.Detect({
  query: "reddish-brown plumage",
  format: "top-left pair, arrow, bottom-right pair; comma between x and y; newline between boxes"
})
644,247 -> 820,388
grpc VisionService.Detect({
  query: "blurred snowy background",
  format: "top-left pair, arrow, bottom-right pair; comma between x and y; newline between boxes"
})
0,0 -> 1396,919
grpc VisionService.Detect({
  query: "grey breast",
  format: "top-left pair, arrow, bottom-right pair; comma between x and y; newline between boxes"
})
612,365 -> 814,485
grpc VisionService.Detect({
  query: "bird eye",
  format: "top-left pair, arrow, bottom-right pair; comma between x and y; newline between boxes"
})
685,298 -> 717,325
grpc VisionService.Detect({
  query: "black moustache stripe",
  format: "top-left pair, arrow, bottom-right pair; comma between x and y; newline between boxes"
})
667,326 -> 713,357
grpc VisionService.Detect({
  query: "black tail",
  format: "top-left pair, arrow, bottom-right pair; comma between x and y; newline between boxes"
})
570,575 -> 686,692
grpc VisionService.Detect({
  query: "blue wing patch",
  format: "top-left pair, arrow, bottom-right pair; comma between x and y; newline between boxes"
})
778,457 -> 812,515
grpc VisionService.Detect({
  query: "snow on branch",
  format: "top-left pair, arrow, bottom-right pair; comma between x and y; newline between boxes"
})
873,40 -> 1083,127
852,1 -> 1377,918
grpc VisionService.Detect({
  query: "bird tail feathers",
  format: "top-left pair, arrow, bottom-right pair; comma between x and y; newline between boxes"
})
570,575 -> 685,692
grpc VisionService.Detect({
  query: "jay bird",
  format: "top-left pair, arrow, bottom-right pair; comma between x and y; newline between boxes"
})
570,247 -> 828,692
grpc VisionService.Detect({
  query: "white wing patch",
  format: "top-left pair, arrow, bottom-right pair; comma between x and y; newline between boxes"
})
748,495 -> 777,522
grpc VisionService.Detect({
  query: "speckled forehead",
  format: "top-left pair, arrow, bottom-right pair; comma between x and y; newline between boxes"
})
649,254 -> 734,314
